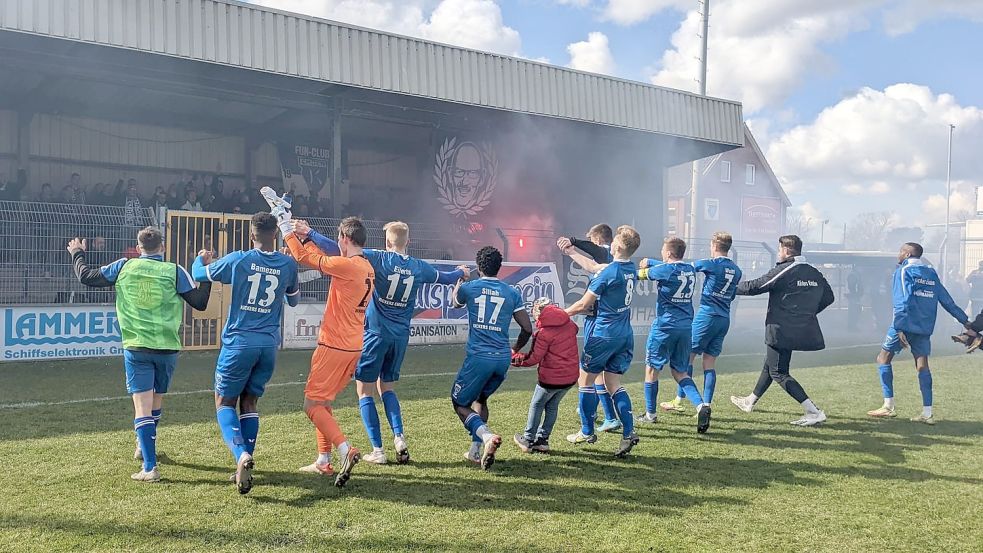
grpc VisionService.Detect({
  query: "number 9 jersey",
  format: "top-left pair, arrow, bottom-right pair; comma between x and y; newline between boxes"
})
454,277 -> 524,358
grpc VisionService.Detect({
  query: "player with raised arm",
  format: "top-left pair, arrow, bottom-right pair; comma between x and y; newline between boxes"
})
561,225 -> 641,457
190,212 -> 299,494
867,242 -> 970,424
556,223 -> 622,434
68,227 -> 211,482
659,232 -> 742,414
451,246 -> 533,470
271,192 -> 375,488
293,219 -> 468,465
634,237 -> 712,433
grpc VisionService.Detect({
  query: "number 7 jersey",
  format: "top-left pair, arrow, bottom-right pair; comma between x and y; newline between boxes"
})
455,277 -> 524,358
638,260 -> 696,330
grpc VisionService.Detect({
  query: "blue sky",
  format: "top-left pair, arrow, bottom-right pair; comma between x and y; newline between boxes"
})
250,0 -> 983,239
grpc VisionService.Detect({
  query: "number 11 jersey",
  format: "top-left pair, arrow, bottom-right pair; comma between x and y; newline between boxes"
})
204,249 -> 299,348
455,277 -> 524,359
363,249 -> 440,338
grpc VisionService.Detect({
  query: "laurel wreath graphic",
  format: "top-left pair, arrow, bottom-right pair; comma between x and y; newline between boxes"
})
434,137 -> 498,218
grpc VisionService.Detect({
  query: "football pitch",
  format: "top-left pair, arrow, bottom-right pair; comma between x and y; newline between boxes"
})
1,342 -> 981,552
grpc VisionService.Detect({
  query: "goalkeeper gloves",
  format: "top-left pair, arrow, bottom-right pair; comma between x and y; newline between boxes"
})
271,205 -> 293,236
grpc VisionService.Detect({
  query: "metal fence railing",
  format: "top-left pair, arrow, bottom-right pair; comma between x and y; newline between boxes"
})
0,201 -> 158,305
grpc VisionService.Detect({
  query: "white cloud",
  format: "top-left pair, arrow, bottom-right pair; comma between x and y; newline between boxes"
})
922,181 -> 979,222
882,0 -> 983,36
767,84 -> 983,224
249,0 -> 522,55
566,32 -> 616,74
555,0 -> 593,7
601,0 -> 689,26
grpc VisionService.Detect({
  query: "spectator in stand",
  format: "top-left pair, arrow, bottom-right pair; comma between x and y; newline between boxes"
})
189,174 -> 205,197
0,168 -> 26,201
182,188 -> 203,212
151,187 -> 168,215
236,191 -> 254,214
38,183 -> 54,203
124,179 -> 144,226
966,261 -> 983,315
292,195 -> 309,217
203,176 -> 225,212
166,182 -> 183,209
89,183 -> 105,205
61,185 -> 74,203
69,173 -> 86,204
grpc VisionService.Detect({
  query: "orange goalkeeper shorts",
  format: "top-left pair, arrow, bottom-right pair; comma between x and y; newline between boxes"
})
305,345 -> 360,401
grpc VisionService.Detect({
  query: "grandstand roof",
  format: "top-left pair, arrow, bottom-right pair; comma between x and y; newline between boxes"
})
0,0 -> 743,148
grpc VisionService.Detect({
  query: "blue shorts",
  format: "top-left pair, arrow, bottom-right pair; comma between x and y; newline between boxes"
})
581,334 -> 634,375
355,331 -> 408,383
646,327 -> 691,371
214,346 -> 277,398
451,355 -> 510,406
691,315 -> 730,357
124,350 -> 178,394
883,327 -> 931,357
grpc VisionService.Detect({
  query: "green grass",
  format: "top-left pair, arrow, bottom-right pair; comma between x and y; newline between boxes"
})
1,342 -> 981,552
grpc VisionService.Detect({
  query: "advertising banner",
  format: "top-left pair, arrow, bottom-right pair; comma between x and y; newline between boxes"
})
741,196 -> 783,242
282,261 -> 565,349
1,305 -> 123,361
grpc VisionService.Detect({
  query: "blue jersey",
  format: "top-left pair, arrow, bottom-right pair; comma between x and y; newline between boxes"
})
693,257 -> 742,317
891,258 -> 967,336
585,260 -> 637,339
638,260 -> 696,330
193,249 -> 299,348
455,277 -> 524,358
363,249 -> 463,337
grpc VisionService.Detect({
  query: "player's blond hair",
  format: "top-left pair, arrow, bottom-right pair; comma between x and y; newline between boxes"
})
711,231 -> 733,254
384,221 -> 410,249
614,225 -> 640,258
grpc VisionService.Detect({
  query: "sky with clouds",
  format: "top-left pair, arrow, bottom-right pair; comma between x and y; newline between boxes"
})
246,0 -> 983,240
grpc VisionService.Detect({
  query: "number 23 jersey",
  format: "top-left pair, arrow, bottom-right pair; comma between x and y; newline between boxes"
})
638,260 -> 696,330
455,277 -> 524,358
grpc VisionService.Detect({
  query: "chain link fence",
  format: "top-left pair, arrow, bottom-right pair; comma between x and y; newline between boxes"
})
0,201 -> 158,305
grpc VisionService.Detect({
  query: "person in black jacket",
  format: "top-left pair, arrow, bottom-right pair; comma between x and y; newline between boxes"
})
729,235 -> 834,426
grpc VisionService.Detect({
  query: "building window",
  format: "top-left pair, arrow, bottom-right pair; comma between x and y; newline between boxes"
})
746,163 -> 755,185
720,160 -> 731,182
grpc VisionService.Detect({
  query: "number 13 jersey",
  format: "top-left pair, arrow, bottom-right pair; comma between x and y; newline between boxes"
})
454,277 -> 524,359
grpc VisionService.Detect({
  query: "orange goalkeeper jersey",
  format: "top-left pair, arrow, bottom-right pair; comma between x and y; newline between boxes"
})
285,233 -> 374,351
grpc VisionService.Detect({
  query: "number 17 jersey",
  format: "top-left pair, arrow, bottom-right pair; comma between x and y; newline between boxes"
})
455,277 -> 524,358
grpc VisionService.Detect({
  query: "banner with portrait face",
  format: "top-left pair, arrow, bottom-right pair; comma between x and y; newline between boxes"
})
433,136 -> 499,220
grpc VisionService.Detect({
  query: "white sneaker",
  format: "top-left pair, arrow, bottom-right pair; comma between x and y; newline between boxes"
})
260,186 -> 291,209
730,395 -> 755,413
463,445 -> 482,465
791,411 -> 827,426
635,412 -> 658,424
480,433 -> 502,470
235,453 -> 254,495
298,462 -> 334,476
362,449 -> 388,465
131,466 -> 161,483
394,434 -> 410,464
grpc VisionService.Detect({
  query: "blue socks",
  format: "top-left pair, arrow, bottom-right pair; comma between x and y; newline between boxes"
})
134,416 -> 157,472
239,412 -> 259,455
578,386 -> 598,435
463,412 -> 485,440
152,408 -> 162,429
595,384 -> 617,421
644,381 -> 658,414
675,366 -> 693,399
703,369 -> 717,404
359,396 -> 384,448
878,363 -> 894,399
216,406 -> 247,462
381,390 -> 404,437
918,368 -> 933,407
678,377 -> 705,407
611,387 -> 634,438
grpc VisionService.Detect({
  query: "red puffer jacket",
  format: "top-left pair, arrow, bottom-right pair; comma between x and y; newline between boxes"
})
517,305 -> 579,388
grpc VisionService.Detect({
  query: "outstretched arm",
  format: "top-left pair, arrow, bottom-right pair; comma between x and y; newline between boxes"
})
569,238 -> 610,264
938,283 -> 969,325
565,291 -> 598,316
68,239 -> 116,288
737,265 -> 785,296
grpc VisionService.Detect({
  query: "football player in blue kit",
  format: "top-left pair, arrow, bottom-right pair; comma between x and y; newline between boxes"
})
293,219 -> 467,465
191,212 -> 299,494
561,225 -> 642,457
660,232 -> 741,413
635,237 -> 712,434
451,246 -> 533,470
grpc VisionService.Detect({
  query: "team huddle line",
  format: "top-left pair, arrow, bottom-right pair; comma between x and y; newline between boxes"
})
66,188 -> 979,494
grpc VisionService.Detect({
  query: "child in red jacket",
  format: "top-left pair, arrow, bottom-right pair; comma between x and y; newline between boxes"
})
512,298 -> 580,453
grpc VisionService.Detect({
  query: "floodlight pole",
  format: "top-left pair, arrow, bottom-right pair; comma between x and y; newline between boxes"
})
689,0 -> 710,242
942,124 -> 954,283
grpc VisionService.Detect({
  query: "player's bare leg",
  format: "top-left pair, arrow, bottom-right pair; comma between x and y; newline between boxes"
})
379,379 -> 409,464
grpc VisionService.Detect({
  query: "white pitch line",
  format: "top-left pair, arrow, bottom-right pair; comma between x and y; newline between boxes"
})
0,343 -> 882,411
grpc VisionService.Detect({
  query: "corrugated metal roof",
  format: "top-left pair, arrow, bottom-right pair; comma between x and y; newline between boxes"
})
0,0 -> 744,145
